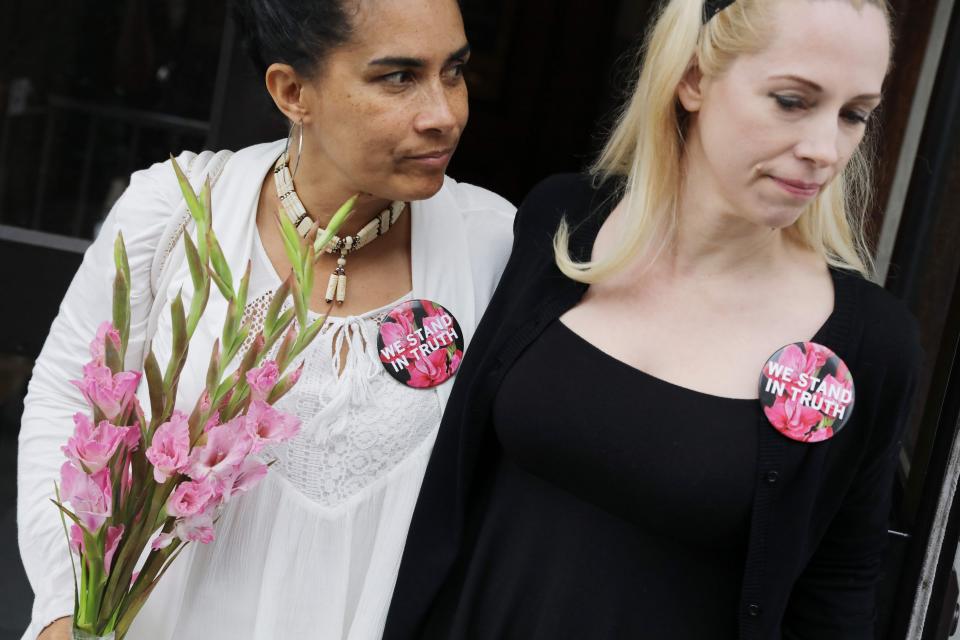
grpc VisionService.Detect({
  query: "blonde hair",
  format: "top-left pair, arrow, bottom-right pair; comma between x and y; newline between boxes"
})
554,0 -> 892,283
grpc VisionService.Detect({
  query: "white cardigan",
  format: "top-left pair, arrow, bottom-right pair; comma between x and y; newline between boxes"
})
18,140 -> 515,639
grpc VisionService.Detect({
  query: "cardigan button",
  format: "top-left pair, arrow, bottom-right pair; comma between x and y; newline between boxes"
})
747,603 -> 762,617
764,470 -> 780,486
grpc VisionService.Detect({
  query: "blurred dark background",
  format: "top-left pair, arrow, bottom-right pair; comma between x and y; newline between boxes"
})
2,1 -> 960,638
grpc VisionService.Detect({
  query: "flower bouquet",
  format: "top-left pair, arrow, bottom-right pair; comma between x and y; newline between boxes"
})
51,158 -> 356,639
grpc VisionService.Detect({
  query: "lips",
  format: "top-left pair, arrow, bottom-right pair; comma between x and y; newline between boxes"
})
406,148 -> 454,160
769,176 -> 822,199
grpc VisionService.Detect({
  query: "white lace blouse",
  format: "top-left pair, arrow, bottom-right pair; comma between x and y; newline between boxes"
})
126,232 -> 443,639
18,141 -> 515,640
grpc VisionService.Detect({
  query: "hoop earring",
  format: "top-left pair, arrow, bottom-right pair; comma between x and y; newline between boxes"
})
284,119 -> 304,179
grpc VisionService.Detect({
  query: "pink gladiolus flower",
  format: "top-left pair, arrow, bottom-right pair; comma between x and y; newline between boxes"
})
245,401 -> 300,453
176,509 -> 216,544
69,524 -> 85,555
421,306 -> 452,336
146,411 -> 192,483
805,342 -> 832,370
203,411 -> 221,433
818,373 -> 853,400
763,396 -> 823,440
119,456 -> 133,501
151,532 -> 174,551
89,322 -> 122,366
71,363 -> 141,421
67,523 -> 125,572
246,361 -> 280,402
187,419 -> 252,480
407,348 -> 451,388
166,478 -> 216,518
151,507 -> 217,550
286,362 -> 304,387
379,307 -> 419,364
199,390 -> 212,414
123,421 -> 141,451
764,342 -> 837,398
448,349 -> 463,375
104,525 -> 124,573
60,462 -> 112,532
62,413 -> 129,473
221,457 -> 269,499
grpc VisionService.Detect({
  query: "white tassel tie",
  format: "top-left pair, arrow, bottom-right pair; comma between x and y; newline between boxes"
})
305,316 -> 381,442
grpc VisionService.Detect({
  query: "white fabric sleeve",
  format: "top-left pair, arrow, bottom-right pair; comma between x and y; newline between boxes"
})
16,152 -> 192,639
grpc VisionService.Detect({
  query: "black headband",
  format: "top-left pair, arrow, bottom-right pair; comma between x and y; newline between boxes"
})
703,0 -> 736,23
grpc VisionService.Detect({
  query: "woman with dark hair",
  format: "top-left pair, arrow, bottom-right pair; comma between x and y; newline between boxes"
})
385,1 -> 922,639
18,1 -> 513,638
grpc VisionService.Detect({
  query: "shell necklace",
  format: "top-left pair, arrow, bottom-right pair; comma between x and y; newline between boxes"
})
273,150 -> 405,304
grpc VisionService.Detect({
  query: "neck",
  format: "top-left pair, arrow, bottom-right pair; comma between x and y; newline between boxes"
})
283,145 -> 397,236
664,150 -> 786,280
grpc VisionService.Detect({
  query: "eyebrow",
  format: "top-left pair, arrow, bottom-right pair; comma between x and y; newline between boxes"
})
769,74 -> 881,101
369,44 -> 471,68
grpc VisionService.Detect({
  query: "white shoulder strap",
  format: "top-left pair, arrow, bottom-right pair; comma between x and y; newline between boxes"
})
143,149 -> 233,361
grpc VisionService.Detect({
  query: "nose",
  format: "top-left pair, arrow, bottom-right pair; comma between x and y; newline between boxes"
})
413,82 -> 461,135
794,113 -> 841,168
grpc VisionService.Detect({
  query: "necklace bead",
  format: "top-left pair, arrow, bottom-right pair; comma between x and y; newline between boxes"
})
272,151 -> 405,304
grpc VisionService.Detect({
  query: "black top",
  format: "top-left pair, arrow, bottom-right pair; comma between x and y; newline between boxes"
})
434,318 -> 757,638
384,174 -> 924,640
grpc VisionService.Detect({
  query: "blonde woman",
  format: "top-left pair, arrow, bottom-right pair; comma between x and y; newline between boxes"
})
384,0 -> 922,638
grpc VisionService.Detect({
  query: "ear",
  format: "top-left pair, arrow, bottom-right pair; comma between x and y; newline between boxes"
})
265,63 -> 308,123
677,61 -> 705,113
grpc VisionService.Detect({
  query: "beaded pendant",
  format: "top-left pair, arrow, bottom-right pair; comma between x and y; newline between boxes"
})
272,151 -> 405,304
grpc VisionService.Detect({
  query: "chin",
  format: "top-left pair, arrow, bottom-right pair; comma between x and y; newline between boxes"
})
750,200 -> 807,230
392,171 -> 448,202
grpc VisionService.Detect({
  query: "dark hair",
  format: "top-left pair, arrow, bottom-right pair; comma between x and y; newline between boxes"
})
231,0 -> 355,78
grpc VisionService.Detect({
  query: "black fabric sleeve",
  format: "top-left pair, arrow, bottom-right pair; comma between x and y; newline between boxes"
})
782,309 -> 923,639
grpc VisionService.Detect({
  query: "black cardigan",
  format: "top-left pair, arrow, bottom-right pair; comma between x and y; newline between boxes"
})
384,174 -> 923,640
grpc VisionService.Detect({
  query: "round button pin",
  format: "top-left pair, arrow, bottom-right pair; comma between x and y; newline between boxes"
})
758,342 -> 855,443
377,299 -> 465,389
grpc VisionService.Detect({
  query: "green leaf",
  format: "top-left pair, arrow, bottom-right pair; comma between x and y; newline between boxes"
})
54,484 -> 80,606
208,264 -> 233,300
104,333 -> 123,375
113,232 -> 131,285
302,244 -> 316,298
200,179 -> 212,226
290,275 -> 308,331
275,212 -> 304,282
113,234 -> 132,357
195,227 -> 210,269
222,298 -> 239,354
264,275 -> 292,336
183,232 -> 204,292
206,339 -> 221,393
289,315 -> 326,361
186,275 -> 210,338
236,261 -> 252,314
266,362 -> 304,404
50,498 -> 84,528
143,350 -> 163,425
163,291 -> 188,391
238,333 -> 265,378
170,155 -> 205,224
275,326 -> 298,370
313,195 -> 358,256
206,229 -> 233,295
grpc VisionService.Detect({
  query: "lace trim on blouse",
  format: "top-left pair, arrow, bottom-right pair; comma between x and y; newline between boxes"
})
232,231 -> 442,508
